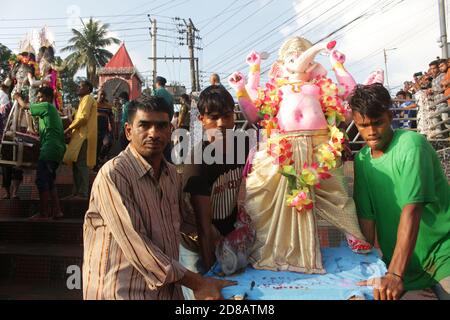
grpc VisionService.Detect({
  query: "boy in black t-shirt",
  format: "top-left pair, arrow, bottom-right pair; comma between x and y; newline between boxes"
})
180,86 -> 250,293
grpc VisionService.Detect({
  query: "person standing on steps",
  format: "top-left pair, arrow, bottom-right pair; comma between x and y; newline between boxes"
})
63,80 -> 97,200
14,86 -> 65,220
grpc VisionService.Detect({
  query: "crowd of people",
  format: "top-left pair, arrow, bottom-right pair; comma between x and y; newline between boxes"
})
0,72 -> 178,219
393,57 -> 450,138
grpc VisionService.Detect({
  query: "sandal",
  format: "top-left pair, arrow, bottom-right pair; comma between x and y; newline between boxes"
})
28,213 -> 50,221
52,212 -> 64,220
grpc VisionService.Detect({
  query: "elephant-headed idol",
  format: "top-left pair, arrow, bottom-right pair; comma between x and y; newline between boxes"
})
220,37 -> 372,275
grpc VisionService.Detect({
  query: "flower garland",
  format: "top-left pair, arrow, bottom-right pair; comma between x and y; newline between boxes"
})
254,81 -> 282,138
50,69 -> 64,110
254,77 -> 348,213
8,54 -> 41,78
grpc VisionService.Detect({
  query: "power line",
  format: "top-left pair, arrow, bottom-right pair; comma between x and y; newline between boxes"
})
350,13 -> 437,76
255,0 -> 390,76
0,13 -> 165,22
203,0 -> 325,71
347,0 -> 434,69
204,0 -> 275,48
202,0 -> 254,37
225,0 -> 391,79
223,0 -> 350,78
102,0 -> 178,26
198,0 -> 241,29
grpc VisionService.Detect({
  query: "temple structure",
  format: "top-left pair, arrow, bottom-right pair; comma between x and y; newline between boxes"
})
98,43 -> 143,101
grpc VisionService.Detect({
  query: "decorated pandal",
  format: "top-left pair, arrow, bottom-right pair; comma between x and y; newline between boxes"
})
0,27 -> 71,169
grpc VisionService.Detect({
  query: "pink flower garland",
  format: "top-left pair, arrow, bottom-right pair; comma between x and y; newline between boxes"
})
255,76 -> 348,213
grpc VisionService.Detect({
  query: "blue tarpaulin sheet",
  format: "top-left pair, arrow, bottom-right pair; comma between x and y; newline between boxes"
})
208,243 -> 387,300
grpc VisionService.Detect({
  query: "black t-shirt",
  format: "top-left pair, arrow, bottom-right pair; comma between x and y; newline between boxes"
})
183,135 -> 250,236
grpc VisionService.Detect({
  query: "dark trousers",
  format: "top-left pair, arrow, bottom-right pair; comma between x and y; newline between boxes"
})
73,141 -> 89,197
2,166 -> 23,188
36,160 -> 59,192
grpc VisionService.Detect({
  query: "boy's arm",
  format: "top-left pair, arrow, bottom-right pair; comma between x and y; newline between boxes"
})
190,194 -> 217,271
388,204 -> 422,280
358,204 -> 422,300
358,218 -> 376,246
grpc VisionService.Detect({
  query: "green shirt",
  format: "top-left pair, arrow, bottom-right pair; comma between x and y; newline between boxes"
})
120,101 -> 131,129
152,87 -> 174,113
30,102 -> 66,162
354,130 -> 450,290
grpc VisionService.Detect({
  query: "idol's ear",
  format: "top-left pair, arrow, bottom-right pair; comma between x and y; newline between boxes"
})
364,69 -> 385,85
269,61 -> 284,79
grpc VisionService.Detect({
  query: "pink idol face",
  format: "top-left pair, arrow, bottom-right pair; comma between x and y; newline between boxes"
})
283,52 -> 312,81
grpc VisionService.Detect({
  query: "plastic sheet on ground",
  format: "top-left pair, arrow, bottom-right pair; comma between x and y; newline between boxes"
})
207,243 -> 387,300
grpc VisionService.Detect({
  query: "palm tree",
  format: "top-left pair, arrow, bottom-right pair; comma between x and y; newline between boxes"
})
61,18 -> 120,86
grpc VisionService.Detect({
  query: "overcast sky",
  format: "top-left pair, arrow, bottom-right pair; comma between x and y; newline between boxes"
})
0,0 -> 446,94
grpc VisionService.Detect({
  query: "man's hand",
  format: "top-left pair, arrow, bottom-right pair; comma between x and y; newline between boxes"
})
357,273 -> 404,300
193,277 -> 237,300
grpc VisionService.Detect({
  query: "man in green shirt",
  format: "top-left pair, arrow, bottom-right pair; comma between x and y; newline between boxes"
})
152,76 -> 174,162
118,91 -> 130,150
15,86 -> 66,220
153,76 -> 174,115
348,83 -> 450,300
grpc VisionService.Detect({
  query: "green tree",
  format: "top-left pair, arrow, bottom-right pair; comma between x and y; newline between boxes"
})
0,43 -> 13,82
54,56 -> 80,107
61,18 -> 120,87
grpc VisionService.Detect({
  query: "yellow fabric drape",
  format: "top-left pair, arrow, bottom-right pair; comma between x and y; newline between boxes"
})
245,130 -> 365,274
63,95 -> 98,168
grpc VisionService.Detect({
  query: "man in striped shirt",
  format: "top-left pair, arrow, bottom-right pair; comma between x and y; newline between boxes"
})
83,95 -> 235,300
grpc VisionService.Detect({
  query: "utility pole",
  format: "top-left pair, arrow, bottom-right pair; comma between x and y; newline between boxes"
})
438,0 -> 448,59
383,47 -> 397,92
148,15 -> 157,89
195,58 -> 200,91
184,19 -> 198,92
147,16 -> 202,93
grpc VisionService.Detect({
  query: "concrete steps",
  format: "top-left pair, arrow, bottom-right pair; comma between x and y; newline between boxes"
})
0,199 -> 88,219
0,165 -> 86,299
0,279 -> 82,300
0,243 -> 82,288
0,216 -> 83,244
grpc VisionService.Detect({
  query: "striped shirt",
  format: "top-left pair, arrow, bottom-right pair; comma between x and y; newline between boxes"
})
83,145 -> 187,300
182,140 -> 248,237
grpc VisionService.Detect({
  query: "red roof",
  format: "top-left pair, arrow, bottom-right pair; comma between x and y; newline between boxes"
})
104,43 -> 134,69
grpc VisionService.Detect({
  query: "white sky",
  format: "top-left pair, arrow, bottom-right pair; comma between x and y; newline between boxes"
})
0,0 -> 447,94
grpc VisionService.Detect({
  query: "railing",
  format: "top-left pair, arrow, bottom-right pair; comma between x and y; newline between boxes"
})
233,94 -> 450,153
